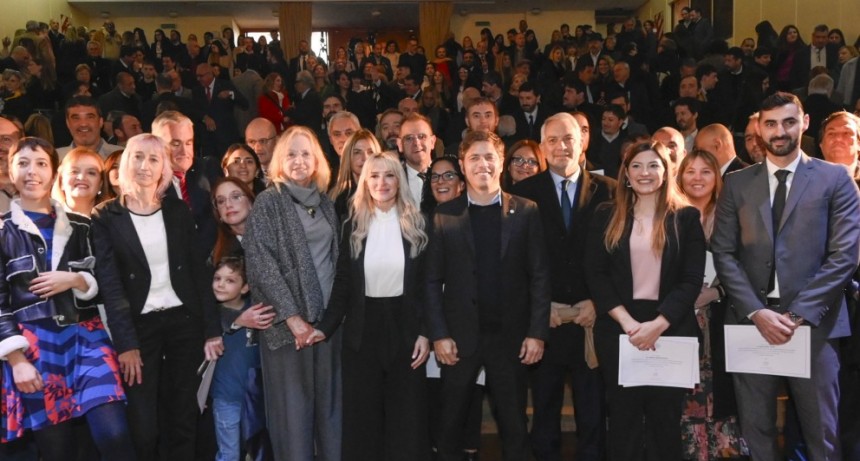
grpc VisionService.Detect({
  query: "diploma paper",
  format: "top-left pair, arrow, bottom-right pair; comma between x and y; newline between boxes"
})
724,325 -> 811,378
618,336 -> 700,389
196,360 -> 215,413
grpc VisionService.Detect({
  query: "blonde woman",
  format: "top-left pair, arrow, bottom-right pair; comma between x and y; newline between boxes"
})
243,126 -> 341,461
585,141 -> 705,461
51,147 -> 109,216
312,151 -> 430,460
329,129 -> 380,218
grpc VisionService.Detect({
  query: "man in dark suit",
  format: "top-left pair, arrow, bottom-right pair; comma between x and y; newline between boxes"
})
152,110 -> 219,255
192,63 -> 249,158
512,113 -> 612,461
360,42 -> 393,82
694,123 -> 749,178
427,130 -> 550,461
288,39 -> 313,83
510,82 -> 549,143
140,73 -> 199,132
711,92 -> 860,461
284,70 -> 323,131
790,24 -> 839,91
99,71 -> 142,118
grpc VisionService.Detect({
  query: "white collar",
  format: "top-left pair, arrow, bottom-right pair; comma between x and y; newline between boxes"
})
765,152 -> 802,176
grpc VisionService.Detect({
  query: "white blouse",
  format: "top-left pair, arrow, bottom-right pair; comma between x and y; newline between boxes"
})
364,207 -> 405,297
129,210 -> 183,313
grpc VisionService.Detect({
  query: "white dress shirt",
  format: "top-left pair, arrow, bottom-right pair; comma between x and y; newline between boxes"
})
364,207 -> 405,297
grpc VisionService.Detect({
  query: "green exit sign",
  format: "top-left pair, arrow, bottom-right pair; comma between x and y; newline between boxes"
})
474,21 -> 490,27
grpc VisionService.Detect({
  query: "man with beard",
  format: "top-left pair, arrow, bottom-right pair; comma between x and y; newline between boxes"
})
673,97 -> 700,153
376,108 -> 404,152
712,92 -> 860,461
57,96 -> 123,160
0,117 -> 21,213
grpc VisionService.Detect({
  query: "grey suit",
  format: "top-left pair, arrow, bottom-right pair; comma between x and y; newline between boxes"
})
712,153 -> 860,461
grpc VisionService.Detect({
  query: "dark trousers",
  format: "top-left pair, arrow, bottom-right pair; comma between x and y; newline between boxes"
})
595,308 -> 686,461
437,333 -> 529,461
530,323 -> 605,461
342,297 -> 430,461
125,308 -> 203,461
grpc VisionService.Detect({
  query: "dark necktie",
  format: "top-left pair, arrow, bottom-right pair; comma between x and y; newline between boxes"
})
205,86 -> 212,103
768,169 -> 790,292
560,179 -> 572,231
175,172 -> 191,206
527,114 -> 534,138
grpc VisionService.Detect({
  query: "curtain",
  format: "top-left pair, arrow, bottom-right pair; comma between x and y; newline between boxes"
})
419,1 -> 454,53
278,2 -> 312,63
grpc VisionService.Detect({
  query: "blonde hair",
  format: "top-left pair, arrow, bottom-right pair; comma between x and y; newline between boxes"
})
603,141 -> 690,255
118,133 -> 175,198
51,147 -> 108,208
329,129 -> 380,200
348,151 -> 427,259
269,126 -> 330,193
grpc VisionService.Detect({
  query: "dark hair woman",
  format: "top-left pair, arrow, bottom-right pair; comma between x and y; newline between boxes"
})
585,141 -> 705,461
0,137 -> 134,460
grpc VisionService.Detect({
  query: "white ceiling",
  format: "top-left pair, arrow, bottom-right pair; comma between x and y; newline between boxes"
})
69,0 -> 645,30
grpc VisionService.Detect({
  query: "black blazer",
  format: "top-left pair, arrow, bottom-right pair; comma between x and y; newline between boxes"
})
317,220 -> 425,352
91,195 -> 218,354
510,105 -> 550,143
424,193 -> 551,357
512,169 -> 616,305
284,88 -> 323,130
585,205 -> 705,337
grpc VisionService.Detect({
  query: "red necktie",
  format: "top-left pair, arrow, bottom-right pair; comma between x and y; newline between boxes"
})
205,86 -> 212,102
174,172 -> 191,205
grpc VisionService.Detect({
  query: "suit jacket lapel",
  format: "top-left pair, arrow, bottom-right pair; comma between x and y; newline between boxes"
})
451,195 -> 475,260
538,171 -> 566,232
753,164 -> 775,243
501,192 -> 516,259
778,154 -> 812,234
162,200 -> 184,269
402,237 -> 413,291
110,202 -> 148,267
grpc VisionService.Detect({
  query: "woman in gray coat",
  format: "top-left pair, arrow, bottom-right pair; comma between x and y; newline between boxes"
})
243,126 -> 341,461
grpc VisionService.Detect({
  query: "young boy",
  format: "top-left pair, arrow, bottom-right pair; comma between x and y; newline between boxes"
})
209,257 -> 272,461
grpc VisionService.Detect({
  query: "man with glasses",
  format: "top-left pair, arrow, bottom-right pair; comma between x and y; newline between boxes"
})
192,62 -> 248,158
398,113 -> 435,205
244,117 -> 277,182
0,116 -> 21,213
512,113 -> 613,461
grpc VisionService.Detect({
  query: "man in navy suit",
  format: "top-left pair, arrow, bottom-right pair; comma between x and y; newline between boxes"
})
712,92 -> 860,461
192,63 -> 249,158
426,130 -> 550,461
512,113 -> 613,461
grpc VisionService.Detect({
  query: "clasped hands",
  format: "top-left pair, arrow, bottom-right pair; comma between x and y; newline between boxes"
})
204,303 -> 275,361
752,308 -> 804,345
616,311 -> 670,351
549,299 -> 596,328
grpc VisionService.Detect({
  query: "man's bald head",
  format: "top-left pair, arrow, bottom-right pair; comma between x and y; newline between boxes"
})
245,118 -> 277,168
694,123 -> 736,167
652,126 -> 686,166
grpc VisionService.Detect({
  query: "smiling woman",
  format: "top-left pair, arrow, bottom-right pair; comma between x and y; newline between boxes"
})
52,147 -> 109,216
221,143 -> 266,195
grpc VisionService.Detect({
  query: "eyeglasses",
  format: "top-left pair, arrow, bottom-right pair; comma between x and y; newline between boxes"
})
510,156 -> 539,168
402,133 -> 430,144
430,171 -> 459,183
247,136 -> 275,146
214,192 -> 246,207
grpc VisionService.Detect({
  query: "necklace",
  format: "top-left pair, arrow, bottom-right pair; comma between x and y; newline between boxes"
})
289,193 -> 316,218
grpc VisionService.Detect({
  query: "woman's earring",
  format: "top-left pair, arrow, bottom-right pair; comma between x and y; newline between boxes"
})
625,179 -> 632,188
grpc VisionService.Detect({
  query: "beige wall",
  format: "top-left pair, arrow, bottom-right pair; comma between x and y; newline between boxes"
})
449,10 -> 595,51
734,0 -> 860,45
637,0 -> 860,46
86,17 -> 235,41
1,0 -> 87,41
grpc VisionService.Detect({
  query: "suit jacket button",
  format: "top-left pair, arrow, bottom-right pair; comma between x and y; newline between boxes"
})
766,262 -> 771,268
177,265 -> 182,270
759,289 -> 765,294
129,273 -> 135,280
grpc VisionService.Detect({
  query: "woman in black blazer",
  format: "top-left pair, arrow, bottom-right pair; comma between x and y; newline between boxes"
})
585,141 -> 705,461
91,133 -> 219,461
310,151 -> 431,460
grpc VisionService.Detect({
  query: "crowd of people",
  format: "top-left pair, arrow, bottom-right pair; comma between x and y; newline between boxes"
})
0,9 -> 858,461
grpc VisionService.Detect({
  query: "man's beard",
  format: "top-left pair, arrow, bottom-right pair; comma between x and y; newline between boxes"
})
765,135 -> 798,157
